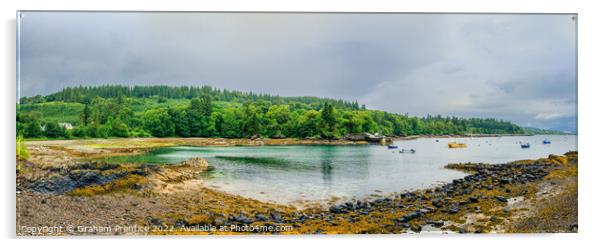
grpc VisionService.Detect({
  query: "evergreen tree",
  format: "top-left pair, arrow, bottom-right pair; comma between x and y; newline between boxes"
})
44,122 -> 64,138
80,103 -> 91,126
169,108 -> 190,137
319,103 -> 337,139
213,112 -> 224,137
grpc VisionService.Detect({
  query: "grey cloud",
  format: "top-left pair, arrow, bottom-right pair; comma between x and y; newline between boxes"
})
18,12 -> 577,132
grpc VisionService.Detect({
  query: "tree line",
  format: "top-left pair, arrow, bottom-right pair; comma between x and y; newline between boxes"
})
17,85 -> 524,139
20,85 -> 365,110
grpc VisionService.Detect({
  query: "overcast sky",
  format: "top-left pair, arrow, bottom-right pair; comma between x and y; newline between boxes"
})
18,12 -> 577,131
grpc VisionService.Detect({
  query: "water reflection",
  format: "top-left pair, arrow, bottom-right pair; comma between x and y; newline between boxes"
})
319,146 -> 335,184
104,135 -> 576,204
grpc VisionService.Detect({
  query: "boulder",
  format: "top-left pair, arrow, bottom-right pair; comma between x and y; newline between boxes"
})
410,224 -> 422,233
398,212 -> 420,223
270,211 -> 283,222
344,133 -> 366,141
431,220 -> 445,227
448,206 -> 460,214
178,157 -> 209,170
432,199 -> 445,208
495,196 -> 508,203
231,214 -> 254,224
419,207 -> 434,214
255,214 -> 269,221
469,196 -> 479,203
174,219 -> 186,228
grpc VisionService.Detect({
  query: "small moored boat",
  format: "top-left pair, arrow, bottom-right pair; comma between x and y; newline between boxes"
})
387,145 -> 398,149
521,143 -> 530,148
543,139 -> 551,144
448,142 -> 467,148
399,149 -> 416,154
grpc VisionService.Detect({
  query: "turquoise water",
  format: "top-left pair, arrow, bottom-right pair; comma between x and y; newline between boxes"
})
108,135 -> 577,205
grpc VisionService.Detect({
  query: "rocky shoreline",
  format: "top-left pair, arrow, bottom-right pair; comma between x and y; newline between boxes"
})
393,133 -> 548,140
179,152 -> 576,234
16,139 -> 578,235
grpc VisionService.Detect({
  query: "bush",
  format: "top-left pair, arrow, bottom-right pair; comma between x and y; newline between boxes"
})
131,127 -> 151,137
44,122 -> 65,138
16,134 -> 29,160
72,126 -> 87,138
110,119 -> 130,137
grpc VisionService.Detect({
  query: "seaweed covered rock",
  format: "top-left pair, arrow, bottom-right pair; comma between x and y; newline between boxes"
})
178,157 -> 209,170
153,157 -> 209,183
28,169 -> 128,195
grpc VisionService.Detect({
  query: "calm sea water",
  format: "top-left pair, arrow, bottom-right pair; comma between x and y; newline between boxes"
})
108,135 -> 577,205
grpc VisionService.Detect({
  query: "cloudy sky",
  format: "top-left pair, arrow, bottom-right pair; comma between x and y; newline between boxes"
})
18,12 -> 577,131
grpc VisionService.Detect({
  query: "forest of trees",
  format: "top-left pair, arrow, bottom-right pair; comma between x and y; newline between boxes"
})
17,85 -> 525,139
20,85 -> 365,110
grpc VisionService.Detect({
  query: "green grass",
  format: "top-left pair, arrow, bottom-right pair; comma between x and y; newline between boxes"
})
17,101 -> 84,123
16,135 -> 29,160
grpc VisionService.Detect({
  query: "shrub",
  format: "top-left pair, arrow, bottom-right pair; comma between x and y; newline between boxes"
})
16,134 -> 29,160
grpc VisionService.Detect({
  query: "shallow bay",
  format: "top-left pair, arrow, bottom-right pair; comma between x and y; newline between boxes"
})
107,135 -> 577,205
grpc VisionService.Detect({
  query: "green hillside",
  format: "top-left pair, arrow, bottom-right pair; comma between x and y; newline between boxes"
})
17,101 -> 84,123
17,85 -> 526,139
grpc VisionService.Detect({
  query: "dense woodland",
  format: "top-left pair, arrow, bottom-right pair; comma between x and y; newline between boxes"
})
17,85 -> 527,139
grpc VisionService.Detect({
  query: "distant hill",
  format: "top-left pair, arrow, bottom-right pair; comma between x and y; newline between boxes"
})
521,126 -> 573,135
21,85 -> 364,110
